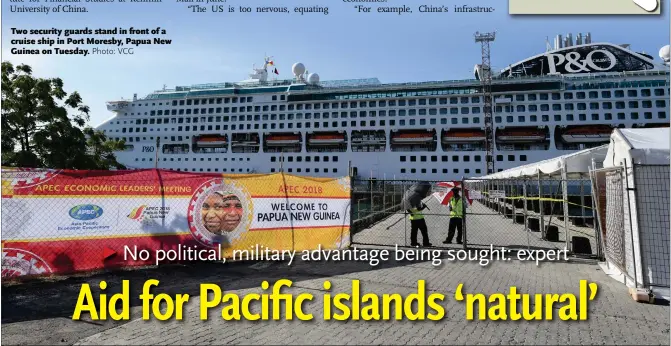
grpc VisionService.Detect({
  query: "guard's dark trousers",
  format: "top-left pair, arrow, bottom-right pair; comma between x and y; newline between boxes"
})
410,219 -> 430,246
446,217 -> 463,243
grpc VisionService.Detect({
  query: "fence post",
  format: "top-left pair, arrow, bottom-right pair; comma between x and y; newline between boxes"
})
523,178 -> 529,250
632,164 -> 648,288
383,178 -> 387,209
370,179 -> 374,214
357,200 -> 361,221
155,137 -> 160,168
156,168 -> 165,264
580,177 -> 586,224
624,160 -> 645,288
588,163 -> 604,260
403,180 -> 408,247
462,176 -> 467,250
538,172 -> 545,238
562,166 -> 571,252
623,160 -> 639,288
349,162 -> 354,247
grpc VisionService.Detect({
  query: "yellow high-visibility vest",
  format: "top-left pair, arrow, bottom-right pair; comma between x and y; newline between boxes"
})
408,208 -> 424,220
450,198 -> 464,218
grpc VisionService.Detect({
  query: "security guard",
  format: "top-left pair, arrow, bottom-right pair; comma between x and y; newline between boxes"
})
407,202 -> 432,247
443,187 -> 466,244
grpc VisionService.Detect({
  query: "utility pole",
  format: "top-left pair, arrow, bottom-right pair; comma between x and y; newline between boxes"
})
475,31 -> 496,174
155,137 -> 160,169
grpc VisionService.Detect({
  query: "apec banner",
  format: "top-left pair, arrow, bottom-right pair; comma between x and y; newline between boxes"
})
1,168 -> 351,278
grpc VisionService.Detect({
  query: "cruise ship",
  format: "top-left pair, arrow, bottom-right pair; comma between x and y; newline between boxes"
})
98,33 -> 671,180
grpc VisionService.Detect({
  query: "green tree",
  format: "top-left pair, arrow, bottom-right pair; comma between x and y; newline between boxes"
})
1,61 -> 126,169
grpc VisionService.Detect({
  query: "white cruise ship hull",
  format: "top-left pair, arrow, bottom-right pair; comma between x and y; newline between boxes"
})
99,38 -> 671,180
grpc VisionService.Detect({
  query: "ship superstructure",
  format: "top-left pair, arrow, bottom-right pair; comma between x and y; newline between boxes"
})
99,35 -> 671,180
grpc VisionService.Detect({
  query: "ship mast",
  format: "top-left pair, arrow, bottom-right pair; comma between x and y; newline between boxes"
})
475,31 -> 496,174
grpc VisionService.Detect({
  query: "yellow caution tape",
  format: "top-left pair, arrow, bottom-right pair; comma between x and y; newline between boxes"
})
477,191 -> 593,209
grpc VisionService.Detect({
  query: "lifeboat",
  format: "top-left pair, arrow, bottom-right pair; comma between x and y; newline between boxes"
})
265,135 -> 300,145
496,128 -> 546,143
308,133 -> 346,145
196,135 -> 227,147
442,129 -> 486,143
561,126 -> 612,143
391,131 -> 435,144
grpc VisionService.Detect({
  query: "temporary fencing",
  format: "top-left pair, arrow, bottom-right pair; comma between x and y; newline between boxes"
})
350,179 -> 453,248
1,168 -> 351,279
590,163 -> 670,290
463,177 -> 597,255
351,176 -> 598,257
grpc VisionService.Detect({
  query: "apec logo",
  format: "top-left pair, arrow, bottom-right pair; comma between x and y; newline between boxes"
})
68,204 -> 104,220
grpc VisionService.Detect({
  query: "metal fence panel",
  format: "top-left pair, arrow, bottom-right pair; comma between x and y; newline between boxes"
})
352,176 -> 601,258
463,177 -> 597,256
350,179 -> 460,249
602,168 -> 628,273
463,178 -> 534,251
632,164 -> 670,288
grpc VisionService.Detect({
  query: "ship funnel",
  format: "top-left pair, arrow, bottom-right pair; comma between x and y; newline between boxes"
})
554,34 -> 563,50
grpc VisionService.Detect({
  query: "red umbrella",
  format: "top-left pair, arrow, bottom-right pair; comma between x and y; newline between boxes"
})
433,181 -> 472,205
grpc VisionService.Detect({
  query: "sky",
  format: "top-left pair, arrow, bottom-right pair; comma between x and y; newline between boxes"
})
2,0 -> 669,128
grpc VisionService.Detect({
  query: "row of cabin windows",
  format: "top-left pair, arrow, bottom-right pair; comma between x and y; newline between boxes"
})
498,111 -> 667,123
510,88 -> 666,101
166,167 -> 251,173
400,154 -> 527,163
110,111 -> 667,136
130,96 -> 255,109
270,156 -> 339,163
136,168 -> 338,173
157,167 -> 341,174
121,99 -> 667,124
399,165 -> 526,174
138,157 -> 251,162
172,96 -> 256,106
159,157 -> 251,162
401,168 -> 482,175
270,168 -> 338,173
125,88 -> 668,113
132,153 -> 520,165
510,100 -> 667,112
128,97 -> 668,117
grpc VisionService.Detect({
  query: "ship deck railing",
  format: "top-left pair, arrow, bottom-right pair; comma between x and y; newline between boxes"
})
125,69 -> 669,101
